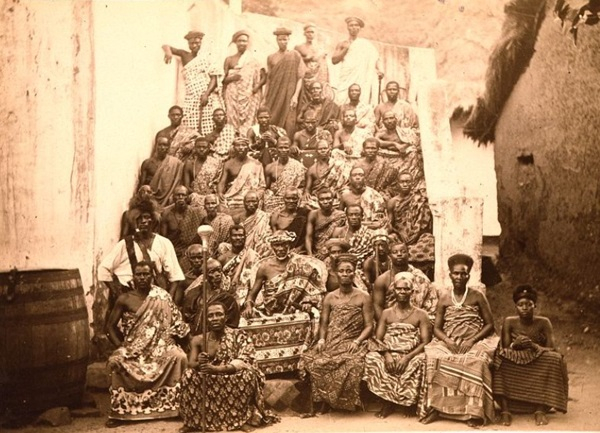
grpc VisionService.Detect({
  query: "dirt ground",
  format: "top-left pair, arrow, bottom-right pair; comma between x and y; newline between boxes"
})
6,262 -> 600,433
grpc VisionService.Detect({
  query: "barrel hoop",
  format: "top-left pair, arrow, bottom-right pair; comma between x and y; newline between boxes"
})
0,269 -> 81,285
0,306 -> 89,326
0,287 -> 84,305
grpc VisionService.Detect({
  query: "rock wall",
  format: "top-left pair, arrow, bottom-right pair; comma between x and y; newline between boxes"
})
494,8 -> 600,284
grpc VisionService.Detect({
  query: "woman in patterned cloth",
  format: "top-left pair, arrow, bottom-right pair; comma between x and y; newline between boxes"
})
179,302 -> 279,432
363,272 -> 431,418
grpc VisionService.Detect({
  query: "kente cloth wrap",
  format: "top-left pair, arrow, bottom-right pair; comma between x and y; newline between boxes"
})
224,157 -> 266,210
334,38 -> 380,105
182,275 -> 240,335
107,286 -> 189,420
188,155 -> 222,207
339,101 -> 375,133
179,327 -> 280,431
364,323 -> 426,412
303,158 -> 349,209
263,158 -> 306,212
422,305 -> 499,423
148,155 -> 183,206
383,265 -> 438,322
265,49 -> 302,136
492,332 -> 568,414
181,53 -> 224,136
220,246 -> 260,305
313,210 -> 347,259
300,303 -> 367,411
209,124 -> 237,161
391,190 -> 435,262
224,52 -> 264,132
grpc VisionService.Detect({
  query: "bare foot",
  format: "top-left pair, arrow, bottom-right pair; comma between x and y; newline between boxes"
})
500,411 -> 512,426
534,411 -> 549,426
420,409 -> 439,424
467,417 -> 484,428
375,402 -> 395,418
105,419 -> 122,428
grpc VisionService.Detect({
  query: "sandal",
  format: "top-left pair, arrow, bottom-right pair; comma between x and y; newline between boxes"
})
105,419 -> 122,428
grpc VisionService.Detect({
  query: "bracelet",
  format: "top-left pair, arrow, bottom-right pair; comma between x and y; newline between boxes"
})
353,339 -> 361,346
243,300 -> 255,308
318,338 -> 325,344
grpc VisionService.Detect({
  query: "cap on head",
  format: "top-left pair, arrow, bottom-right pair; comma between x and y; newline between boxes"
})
345,17 -> 365,27
335,253 -> 358,268
184,31 -> 204,40
325,238 -> 351,252
267,230 -> 296,244
273,27 -> 292,36
393,271 -> 414,288
513,284 -> 537,304
231,30 -> 250,44
447,253 -> 474,271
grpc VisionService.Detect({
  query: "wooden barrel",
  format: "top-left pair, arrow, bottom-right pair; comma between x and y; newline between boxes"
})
0,269 -> 90,414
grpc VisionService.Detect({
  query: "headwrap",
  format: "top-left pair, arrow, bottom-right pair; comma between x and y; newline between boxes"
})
231,30 -> 250,44
448,253 -> 474,271
303,23 -> 316,31
267,230 -> 296,244
335,253 -> 358,268
393,272 -> 414,288
371,234 -> 390,246
513,285 -> 537,304
273,27 -> 292,36
184,31 -> 204,40
325,238 -> 351,252
232,136 -> 250,146
345,17 -> 365,28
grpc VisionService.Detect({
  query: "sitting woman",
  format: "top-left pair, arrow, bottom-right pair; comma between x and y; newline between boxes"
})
493,285 -> 568,426
363,272 -> 431,419
179,302 -> 279,432
421,253 -> 499,427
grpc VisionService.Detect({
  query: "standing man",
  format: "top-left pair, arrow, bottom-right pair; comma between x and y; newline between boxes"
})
294,23 -> 329,84
163,31 -> 223,135
331,17 -> 383,105
265,27 -> 303,137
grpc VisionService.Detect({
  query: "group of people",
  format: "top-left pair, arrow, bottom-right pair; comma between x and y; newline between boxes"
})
96,14 -> 568,433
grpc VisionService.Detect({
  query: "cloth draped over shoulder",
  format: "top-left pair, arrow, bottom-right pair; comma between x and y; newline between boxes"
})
241,209 -> 273,258
189,155 -> 222,207
422,305 -> 499,424
224,157 -> 266,210
265,50 -> 303,136
220,246 -> 261,305
391,190 -> 434,263
149,155 -> 184,206
179,327 -> 280,431
264,159 -> 306,212
107,287 -> 189,420
301,303 -> 367,411
182,52 -> 224,136
384,265 -> 437,322
224,52 -> 264,133
334,38 -> 379,105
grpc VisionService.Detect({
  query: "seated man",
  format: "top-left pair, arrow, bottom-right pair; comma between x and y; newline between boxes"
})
339,166 -> 386,230
247,106 -> 287,168
98,200 -> 184,304
140,135 -> 184,206
387,171 -> 434,278
159,185 -> 203,264
199,194 -> 235,258
354,137 -> 396,199
332,204 -> 375,269
493,285 -> 568,427
179,303 -> 280,433
292,109 -> 327,154
218,137 -> 266,219
372,241 -> 437,323
264,136 -> 306,212
269,188 -> 310,254
300,254 -> 373,414
362,234 -> 392,289
217,224 -> 261,305
374,81 -> 418,130
297,81 -> 340,136
182,136 -> 222,209
120,185 -> 159,239
302,139 -> 348,209
241,231 -> 327,374
206,108 -> 236,161
364,272 -> 431,419
332,108 -> 370,159
421,254 -> 499,427
338,83 -> 375,133
105,261 -> 189,427
155,105 -> 198,161
182,257 -> 240,335
305,187 -> 346,259
237,190 -> 272,258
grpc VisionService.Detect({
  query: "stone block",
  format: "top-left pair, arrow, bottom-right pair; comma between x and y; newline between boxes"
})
86,361 -> 110,390
35,407 -> 72,427
264,377 -> 310,413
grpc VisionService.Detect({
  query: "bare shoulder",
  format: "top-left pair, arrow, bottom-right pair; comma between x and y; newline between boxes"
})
413,307 -> 429,322
358,290 -> 372,303
190,334 -> 204,347
534,315 -> 553,327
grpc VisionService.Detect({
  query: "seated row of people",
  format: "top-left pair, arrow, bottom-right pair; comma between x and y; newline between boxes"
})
105,248 -> 568,430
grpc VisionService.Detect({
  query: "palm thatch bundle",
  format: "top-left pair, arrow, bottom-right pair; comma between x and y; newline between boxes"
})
463,0 -> 547,144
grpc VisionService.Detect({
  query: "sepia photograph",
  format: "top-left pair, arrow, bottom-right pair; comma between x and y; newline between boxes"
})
1,0 -> 599,432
